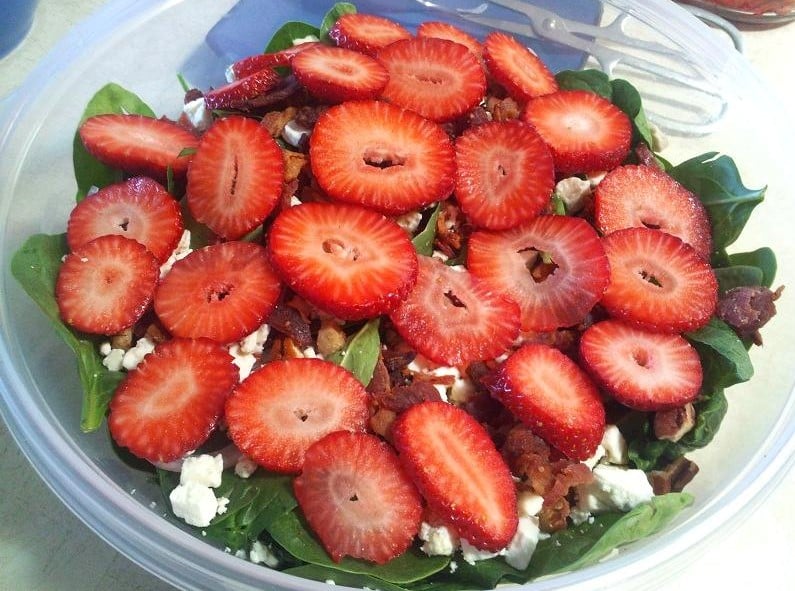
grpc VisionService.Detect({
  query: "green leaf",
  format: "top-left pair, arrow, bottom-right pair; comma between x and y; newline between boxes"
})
412,203 -> 442,256
669,153 -> 766,252
73,83 -> 156,200
328,319 -> 381,386
177,72 -> 191,93
550,194 -> 567,215
714,265 -> 764,293
10,233 -> 124,431
555,69 -> 612,98
610,78 -> 654,148
268,511 -> 450,584
685,317 -> 754,390
284,565 -> 410,591
728,247 -> 777,288
265,21 -> 320,53
319,3 -> 357,42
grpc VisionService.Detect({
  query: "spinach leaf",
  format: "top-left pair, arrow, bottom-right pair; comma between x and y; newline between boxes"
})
319,3 -> 357,43
10,233 -> 124,432
555,69 -> 612,98
268,511 -> 450,584
412,203 -> 442,256
265,22 -> 321,53
550,194 -> 567,215
328,318 -> 381,386
669,153 -> 765,253
73,83 -> 155,200
686,317 -> 753,391
729,247 -> 777,288
714,265 -> 764,294
610,78 -> 654,148
284,565 -> 410,591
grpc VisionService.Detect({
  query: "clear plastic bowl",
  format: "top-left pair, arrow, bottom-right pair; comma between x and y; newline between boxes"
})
1,1 -> 793,590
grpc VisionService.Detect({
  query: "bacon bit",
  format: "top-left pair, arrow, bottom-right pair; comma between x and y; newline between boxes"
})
485,96 -> 521,121
282,337 -> 305,359
293,104 -> 328,129
717,284 -> 783,345
374,381 -> 442,413
467,105 -> 491,127
268,304 -> 313,348
261,106 -> 298,137
538,497 -> 569,533
142,323 -> 168,344
434,201 -> 469,258
366,357 -> 391,398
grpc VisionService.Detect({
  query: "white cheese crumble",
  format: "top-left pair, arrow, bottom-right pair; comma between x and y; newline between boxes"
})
418,522 -> 459,556
582,445 -> 606,470
292,34 -> 320,45
239,323 -> 271,355
516,491 -> 544,518
460,538 -> 499,564
554,176 -> 592,214
101,347 -> 125,372
281,120 -> 311,148
250,540 -> 280,568
601,424 -> 628,465
227,322 -> 271,381
182,97 -> 213,132
649,122 -> 669,152
121,336 -> 156,370
234,456 -> 259,479
576,464 -> 654,514
502,517 -> 541,570
229,344 -> 257,381
160,229 -> 193,278
407,354 -> 475,402
395,211 -> 423,234
169,453 -> 227,528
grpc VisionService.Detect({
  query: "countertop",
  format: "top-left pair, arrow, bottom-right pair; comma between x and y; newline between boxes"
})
1,2 -> 793,590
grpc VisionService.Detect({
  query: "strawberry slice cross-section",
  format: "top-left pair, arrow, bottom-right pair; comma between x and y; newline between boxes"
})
417,21 -> 484,59
328,12 -> 411,56
600,227 -> 718,333
483,343 -> 606,461
186,116 -> 284,240
203,67 -> 282,110
291,44 -> 390,103
294,430 -> 423,564
66,176 -> 183,263
376,36 -> 487,123
78,114 -> 199,182
392,401 -> 518,552
309,100 -> 456,215
389,255 -> 520,367
227,42 -> 321,81
154,241 -> 282,344
56,234 -> 159,335
579,319 -> 703,411
468,215 -> 610,331
267,202 -> 418,321
108,337 -> 238,463
454,120 -> 555,230
225,358 -> 370,474
483,31 -> 558,102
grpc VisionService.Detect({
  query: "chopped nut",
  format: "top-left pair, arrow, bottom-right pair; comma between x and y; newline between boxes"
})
142,323 -> 167,344
282,149 -> 308,183
485,96 -> 521,121
110,328 -> 134,350
282,337 -> 304,359
717,285 -> 783,345
538,497 -> 570,533
648,456 -> 700,495
260,106 -> 297,137
653,403 -> 696,443
369,407 -> 397,440
316,319 -> 347,357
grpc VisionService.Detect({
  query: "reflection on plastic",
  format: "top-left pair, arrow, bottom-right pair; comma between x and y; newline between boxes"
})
0,0 -> 39,59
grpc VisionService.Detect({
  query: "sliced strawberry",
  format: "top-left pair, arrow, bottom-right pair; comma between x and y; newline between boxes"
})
294,430 -> 422,564
56,234 -> 158,335
267,202 -> 417,320
600,227 -> 718,333
329,13 -> 411,56
225,359 -> 370,473
78,114 -> 198,181
309,100 -> 455,215
204,67 -> 281,110
392,401 -> 517,552
292,45 -> 389,103
154,241 -> 282,343
454,120 -> 554,230
522,90 -> 631,174
108,338 -> 238,463
483,343 -> 606,461
66,177 -> 183,263
579,319 -> 703,411
227,42 -> 321,80
186,116 -> 284,240
594,164 -> 713,260
389,256 -> 520,366
417,21 -> 483,59
468,215 -> 609,331
483,31 -> 558,102
376,37 -> 486,122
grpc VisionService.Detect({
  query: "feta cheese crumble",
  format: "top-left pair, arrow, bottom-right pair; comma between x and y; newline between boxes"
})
418,522 -> 459,556
169,453 -> 227,528
554,176 -> 592,214
576,464 -> 654,514
250,540 -> 280,568
182,97 -> 213,132
281,120 -> 312,148
160,229 -> 193,278
234,455 -> 259,479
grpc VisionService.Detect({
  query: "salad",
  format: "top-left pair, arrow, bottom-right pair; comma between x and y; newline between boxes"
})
10,2 -> 783,589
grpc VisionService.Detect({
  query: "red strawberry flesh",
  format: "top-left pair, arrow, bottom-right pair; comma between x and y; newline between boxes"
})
417,21 -> 483,59
309,100 -> 456,215
392,401 -> 518,551
228,42 -> 321,80
267,202 -> 418,320
204,67 -> 282,110
483,31 -> 558,102
108,337 -> 238,463
468,215 -> 610,331
78,114 -> 199,181
484,343 -> 606,461
56,234 -> 159,335
454,120 -> 555,230
292,45 -> 389,103
154,241 -> 282,343
225,358 -> 370,473
580,319 -> 703,411
329,13 -> 411,56
294,430 -> 423,564
66,176 -> 183,263
376,36 -> 487,122
186,116 -> 284,240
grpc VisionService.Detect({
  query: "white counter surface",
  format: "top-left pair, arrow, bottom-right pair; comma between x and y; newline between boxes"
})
1,1 -> 793,590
